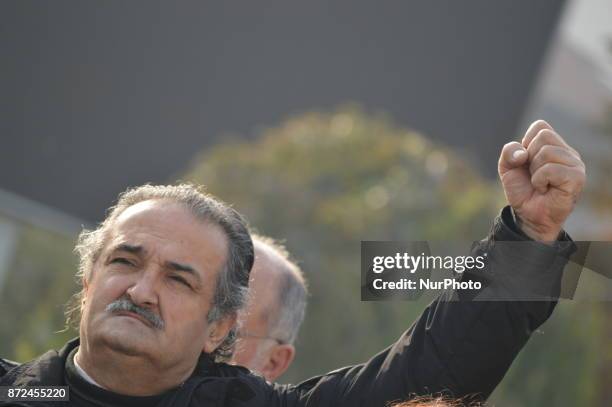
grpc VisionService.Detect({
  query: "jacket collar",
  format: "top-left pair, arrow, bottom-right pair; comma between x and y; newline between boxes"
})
0,338 -> 258,406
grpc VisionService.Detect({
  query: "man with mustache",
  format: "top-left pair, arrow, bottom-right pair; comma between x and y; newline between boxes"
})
0,121 -> 585,406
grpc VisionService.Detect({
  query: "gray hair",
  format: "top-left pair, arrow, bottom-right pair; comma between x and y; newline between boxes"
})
66,184 -> 254,362
253,235 -> 307,345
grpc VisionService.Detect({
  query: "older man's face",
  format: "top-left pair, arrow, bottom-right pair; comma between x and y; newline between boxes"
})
80,199 -> 229,370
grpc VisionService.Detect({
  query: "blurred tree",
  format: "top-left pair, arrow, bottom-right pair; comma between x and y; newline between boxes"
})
183,105 -> 503,381
492,104 -> 612,405
0,223 -> 78,360
590,104 -> 612,215
184,106 -> 605,405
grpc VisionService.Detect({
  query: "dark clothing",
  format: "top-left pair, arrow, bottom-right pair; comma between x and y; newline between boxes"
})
0,207 -> 576,407
63,347 -> 168,407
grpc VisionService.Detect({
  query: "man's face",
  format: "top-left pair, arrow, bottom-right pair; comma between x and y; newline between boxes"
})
80,200 -> 230,369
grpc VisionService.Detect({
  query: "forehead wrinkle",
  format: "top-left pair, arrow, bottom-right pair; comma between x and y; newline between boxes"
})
111,243 -> 145,255
109,221 -> 196,258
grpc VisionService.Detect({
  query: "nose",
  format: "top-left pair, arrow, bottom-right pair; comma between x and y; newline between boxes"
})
125,270 -> 159,308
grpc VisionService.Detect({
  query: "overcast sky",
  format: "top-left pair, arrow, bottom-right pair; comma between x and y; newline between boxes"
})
564,0 -> 612,88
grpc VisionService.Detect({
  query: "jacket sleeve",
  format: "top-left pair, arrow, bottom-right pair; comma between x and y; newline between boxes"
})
269,206 -> 576,407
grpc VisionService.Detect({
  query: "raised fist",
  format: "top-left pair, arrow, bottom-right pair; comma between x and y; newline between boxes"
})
498,120 -> 586,241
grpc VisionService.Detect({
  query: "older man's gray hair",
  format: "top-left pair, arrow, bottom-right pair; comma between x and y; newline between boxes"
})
253,234 -> 307,345
67,183 -> 254,361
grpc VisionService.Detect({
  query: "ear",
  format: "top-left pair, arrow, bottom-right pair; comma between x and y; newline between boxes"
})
261,344 -> 295,382
203,314 -> 237,355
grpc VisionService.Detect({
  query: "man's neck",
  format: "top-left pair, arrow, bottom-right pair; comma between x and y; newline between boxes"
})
74,342 -> 194,396
73,355 -> 105,388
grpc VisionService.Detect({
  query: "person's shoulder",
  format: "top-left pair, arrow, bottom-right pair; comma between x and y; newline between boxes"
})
0,358 -> 20,376
0,351 -> 63,386
209,362 -> 277,403
215,362 -> 269,385
0,339 -> 79,386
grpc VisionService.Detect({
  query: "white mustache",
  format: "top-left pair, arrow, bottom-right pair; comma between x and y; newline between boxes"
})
106,298 -> 165,330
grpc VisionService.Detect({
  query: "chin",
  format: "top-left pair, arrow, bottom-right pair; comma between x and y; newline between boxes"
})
97,318 -> 158,357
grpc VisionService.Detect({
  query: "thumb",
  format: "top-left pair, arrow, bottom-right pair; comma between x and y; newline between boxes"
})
498,142 -> 528,176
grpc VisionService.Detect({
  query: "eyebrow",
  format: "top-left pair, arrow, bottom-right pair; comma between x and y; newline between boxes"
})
166,261 -> 202,284
109,243 -> 202,285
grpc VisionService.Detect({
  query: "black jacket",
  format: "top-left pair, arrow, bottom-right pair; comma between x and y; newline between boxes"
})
0,207 -> 576,407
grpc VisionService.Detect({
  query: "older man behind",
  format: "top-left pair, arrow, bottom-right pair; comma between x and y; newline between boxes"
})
232,235 -> 308,382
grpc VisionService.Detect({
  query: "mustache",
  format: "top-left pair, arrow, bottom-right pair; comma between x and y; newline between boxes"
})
105,298 -> 165,330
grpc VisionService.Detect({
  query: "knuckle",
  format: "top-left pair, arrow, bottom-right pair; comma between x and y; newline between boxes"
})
533,119 -> 551,129
574,149 -> 583,161
536,128 -> 555,142
503,141 -> 520,152
502,142 -> 514,151
569,167 -> 586,184
538,144 -> 555,160
539,162 -> 553,172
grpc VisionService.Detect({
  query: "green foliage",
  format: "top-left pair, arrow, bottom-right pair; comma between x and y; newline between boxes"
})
0,222 -> 79,361
589,105 -> 612,219
489,302 -> 604,406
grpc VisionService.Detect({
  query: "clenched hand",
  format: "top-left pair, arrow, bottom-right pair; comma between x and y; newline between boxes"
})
498,120 -> 586,241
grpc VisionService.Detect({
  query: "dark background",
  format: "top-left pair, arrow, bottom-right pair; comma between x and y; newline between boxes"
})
1,0 -> 566,221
